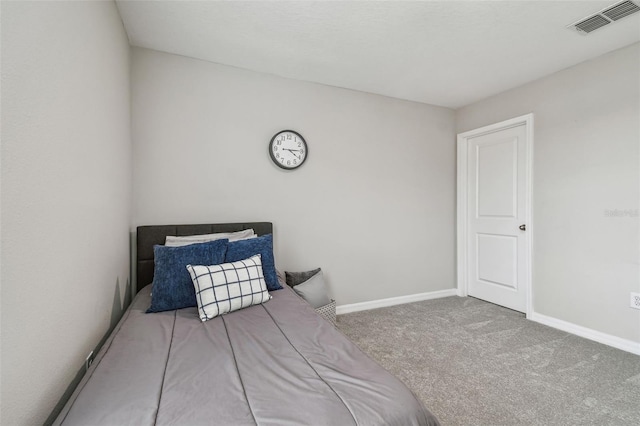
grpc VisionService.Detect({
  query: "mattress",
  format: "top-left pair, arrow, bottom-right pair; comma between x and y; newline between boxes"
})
54,284 -> 439,425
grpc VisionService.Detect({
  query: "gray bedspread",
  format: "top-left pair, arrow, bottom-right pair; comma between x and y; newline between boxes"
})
54,285 -> 439,425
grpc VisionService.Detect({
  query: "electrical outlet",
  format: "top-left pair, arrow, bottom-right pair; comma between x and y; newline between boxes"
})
631,292 -> 640,310
85,351 -> 94,372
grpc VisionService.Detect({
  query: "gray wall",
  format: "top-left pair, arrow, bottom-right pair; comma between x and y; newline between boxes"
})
456,43 -> 640,343
0,2 -> 132,424
131,47 -> 457,305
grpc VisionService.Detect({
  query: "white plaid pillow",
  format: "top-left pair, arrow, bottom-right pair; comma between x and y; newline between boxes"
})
186,254 -> 271,321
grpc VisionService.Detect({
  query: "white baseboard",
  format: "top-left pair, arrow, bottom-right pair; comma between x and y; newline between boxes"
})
529,311 -> 640,356
336,288 -> 458,315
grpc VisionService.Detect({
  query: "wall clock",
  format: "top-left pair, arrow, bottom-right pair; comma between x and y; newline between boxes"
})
269,130 -> 308,170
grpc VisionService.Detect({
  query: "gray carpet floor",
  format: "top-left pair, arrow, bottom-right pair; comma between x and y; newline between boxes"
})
337,296 -> 640,426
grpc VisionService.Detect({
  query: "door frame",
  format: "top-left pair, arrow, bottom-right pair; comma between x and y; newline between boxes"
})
456,113 -> 534,318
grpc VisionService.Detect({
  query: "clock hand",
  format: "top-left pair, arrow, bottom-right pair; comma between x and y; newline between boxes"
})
283,149 -> 301,159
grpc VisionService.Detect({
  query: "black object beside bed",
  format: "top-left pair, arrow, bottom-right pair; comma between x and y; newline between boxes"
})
54,222 -> 439,426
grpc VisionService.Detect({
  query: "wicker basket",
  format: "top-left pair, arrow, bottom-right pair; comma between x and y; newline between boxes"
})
315,300 -> 336,326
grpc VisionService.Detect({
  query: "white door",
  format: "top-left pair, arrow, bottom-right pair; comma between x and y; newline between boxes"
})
458,116 -> 532,313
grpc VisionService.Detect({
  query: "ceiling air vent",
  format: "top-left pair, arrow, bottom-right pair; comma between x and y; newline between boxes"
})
568,0 -> 640,34
574,15 -> 611,33
602,0 -> 640,20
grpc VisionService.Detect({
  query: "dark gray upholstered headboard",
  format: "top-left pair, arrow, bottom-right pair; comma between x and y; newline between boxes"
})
136,222 -> 273,294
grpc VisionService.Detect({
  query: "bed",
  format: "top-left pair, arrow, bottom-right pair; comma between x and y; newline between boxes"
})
54,222 -> 439,425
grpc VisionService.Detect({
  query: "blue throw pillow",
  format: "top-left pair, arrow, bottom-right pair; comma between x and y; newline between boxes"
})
147,239 -> 229,313
225,234 -> 282,291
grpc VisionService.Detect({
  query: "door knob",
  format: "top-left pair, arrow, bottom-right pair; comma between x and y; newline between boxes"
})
519,224 -> 526,231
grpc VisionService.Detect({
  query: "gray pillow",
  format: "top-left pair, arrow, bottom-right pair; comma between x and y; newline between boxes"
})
165,229 -> 255,247
285,268 -> 321,287
292,270 -> 331,309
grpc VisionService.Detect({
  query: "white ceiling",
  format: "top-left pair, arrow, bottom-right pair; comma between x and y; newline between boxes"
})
116,0 -> 640,109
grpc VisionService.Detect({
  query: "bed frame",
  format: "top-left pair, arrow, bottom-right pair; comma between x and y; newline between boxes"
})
136,222 -> 273,294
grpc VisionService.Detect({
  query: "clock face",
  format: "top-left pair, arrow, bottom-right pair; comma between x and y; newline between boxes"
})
269,130 -> 308,170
